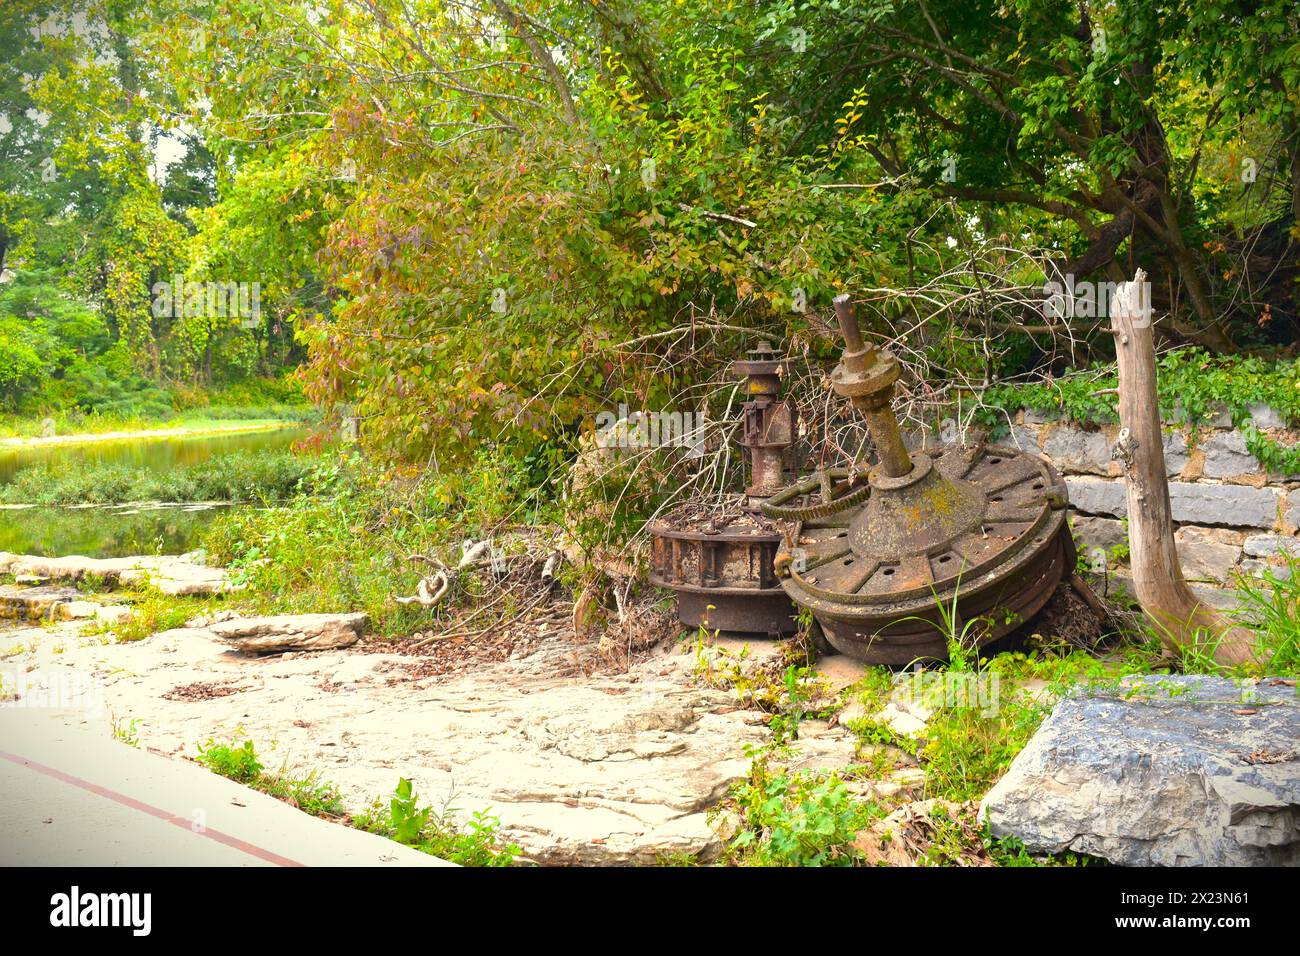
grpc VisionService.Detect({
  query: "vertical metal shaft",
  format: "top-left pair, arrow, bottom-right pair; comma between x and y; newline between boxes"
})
830,295 -> 912,478
832,294 -> 867,354
860,399 -> 911,478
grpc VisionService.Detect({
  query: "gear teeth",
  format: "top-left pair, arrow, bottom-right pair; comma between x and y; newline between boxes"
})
759,469 -> 872,521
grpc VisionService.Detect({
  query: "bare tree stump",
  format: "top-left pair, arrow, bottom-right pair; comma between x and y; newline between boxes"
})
1111,270 -> 1256,666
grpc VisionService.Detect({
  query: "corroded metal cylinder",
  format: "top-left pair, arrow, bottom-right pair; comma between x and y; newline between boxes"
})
648,342 -> 799,635
733,341 -> 796,502
648,517 -> 797,634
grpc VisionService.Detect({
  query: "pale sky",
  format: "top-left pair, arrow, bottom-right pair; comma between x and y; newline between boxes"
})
3,10 -> 192,184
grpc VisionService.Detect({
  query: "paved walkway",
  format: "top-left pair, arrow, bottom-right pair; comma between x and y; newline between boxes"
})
0,709 -> 451,867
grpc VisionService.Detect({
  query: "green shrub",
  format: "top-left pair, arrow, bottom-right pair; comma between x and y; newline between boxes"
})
726,758 -> 877,867
0,449 -> 321,506
202,447 -> 564,635
353,777 -> 520,866
196,738 -> 263,784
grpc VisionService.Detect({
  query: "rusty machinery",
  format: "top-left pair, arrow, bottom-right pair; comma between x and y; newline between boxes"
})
764,295 -> 1075,664
734,342 -> 795,502
648,342 -> 800,635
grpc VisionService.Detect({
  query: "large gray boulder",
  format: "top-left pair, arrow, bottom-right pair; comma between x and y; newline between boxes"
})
982,675 -> 1300,866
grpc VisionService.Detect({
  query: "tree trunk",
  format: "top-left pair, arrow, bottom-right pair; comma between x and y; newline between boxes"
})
1289,115 -> 1300,229
489,0 -> 581,127
1111,269 -> 1256,666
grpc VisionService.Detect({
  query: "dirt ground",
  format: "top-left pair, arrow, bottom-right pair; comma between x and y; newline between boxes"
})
1,608 -> 877,864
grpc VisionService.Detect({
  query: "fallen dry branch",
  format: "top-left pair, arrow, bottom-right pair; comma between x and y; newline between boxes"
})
412,588 -> 554,648
395,530 -> 568,649
394,538 -> 495,608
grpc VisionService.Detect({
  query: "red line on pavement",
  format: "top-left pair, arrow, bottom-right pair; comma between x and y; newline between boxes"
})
0,750 -> 306,867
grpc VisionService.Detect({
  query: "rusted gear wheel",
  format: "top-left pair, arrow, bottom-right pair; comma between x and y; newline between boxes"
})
759,467 -> 872,521
777,442 -> 1074,665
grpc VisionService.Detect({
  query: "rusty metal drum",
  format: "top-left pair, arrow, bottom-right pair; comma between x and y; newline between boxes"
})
649,510 -> 798,635
775,442 -> 1074,663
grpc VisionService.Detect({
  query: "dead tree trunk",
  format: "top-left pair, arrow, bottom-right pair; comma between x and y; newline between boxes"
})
1111,270 -> 1256,666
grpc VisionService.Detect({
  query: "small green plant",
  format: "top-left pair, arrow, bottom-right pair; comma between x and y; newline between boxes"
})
768,665 -> 818,744
389,777 -> 433,845
194,737 -> 344,816
724,757 -> 878,866
1229,553 -> 1300,676
693,632 -> 833,728
112,716 -> 141,748
1109,517 -> 1132,565
197,737 -> 264,784
260,768 -> 347,818
353,778 -> 521,866
841,667 -> 918,754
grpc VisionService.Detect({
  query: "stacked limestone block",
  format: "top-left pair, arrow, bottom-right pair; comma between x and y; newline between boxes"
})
1001,405 -> 1299,586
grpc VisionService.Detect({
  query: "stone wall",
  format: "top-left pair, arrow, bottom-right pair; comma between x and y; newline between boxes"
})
1002,410 -> 1300,585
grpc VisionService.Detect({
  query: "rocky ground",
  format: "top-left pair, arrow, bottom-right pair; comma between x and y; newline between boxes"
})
11,553 -> 1287,867
0,551 -> 232,596
0,581 -> 898,865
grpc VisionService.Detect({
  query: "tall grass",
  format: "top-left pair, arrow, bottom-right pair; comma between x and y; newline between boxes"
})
1230,553 -> 1300,674
201,448 -> 563,636
0,449 -> 322,506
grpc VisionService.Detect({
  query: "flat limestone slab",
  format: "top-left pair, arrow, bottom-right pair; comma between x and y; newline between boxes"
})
0,584 -> 83,620
205,613 -> 369,653
981,675 -> 1300,866
0,552 -> 231,596
0,620 -> 863,864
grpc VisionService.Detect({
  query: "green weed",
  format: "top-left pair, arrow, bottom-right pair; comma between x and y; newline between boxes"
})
724,756 -> 879,867
353,777 -> 521,867
196,738 -> 263,784
112,716 -> 142,748
1230,553 -> 1300,675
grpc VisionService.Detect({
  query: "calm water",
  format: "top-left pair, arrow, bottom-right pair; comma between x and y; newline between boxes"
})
0,426 -> 305,558
0,425 -> 306,484
0,503 -> 235,558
